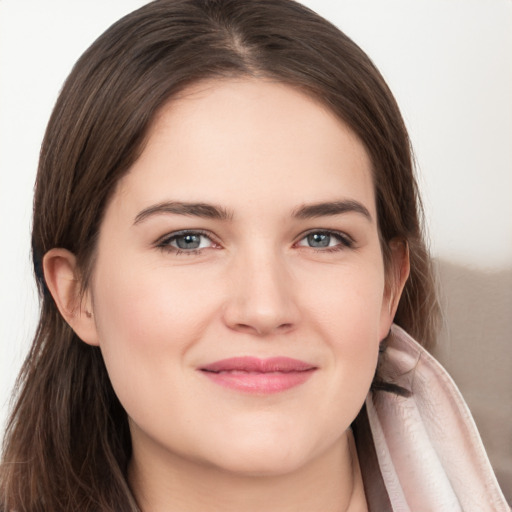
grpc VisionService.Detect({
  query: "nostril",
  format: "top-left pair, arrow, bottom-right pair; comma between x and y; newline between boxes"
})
230,321 -> 294,336
234,323 -> 252,331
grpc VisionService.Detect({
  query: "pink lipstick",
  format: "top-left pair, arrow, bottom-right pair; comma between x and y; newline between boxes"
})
199,357 -> 317,394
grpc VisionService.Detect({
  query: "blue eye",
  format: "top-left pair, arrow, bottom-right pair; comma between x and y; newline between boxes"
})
307,233 -> 331,247
157,231 -> 215,253
297,231 -> 353,250
174,233 -> 203,249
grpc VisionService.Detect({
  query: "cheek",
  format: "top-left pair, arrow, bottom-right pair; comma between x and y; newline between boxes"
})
89,261 -> 220,416
92,258 -> 221,344
304,258 -> 386,344
301,260 -> 385,405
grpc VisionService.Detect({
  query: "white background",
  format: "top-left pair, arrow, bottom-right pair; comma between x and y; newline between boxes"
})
1,0 -> 511,499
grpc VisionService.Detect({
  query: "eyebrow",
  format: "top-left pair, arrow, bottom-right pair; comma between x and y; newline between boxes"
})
134,201 -> 233,224
133,199 -> 372,225
292,200 -> 372,221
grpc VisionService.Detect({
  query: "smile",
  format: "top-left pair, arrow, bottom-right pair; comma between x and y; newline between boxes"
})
199,357 -> 317,394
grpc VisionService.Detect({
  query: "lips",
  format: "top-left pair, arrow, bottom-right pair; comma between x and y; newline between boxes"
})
199,357 -> 317,394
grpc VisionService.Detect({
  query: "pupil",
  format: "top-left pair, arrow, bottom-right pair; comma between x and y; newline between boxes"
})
308,233 -> 330,247
176,234 -> 201,249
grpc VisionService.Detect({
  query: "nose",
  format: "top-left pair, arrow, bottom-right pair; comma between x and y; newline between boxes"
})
222,249 -> 300,337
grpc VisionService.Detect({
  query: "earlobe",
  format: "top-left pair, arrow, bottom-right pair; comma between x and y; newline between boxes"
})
43,248 -> 99,346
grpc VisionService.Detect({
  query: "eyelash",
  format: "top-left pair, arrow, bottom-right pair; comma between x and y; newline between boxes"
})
296,229 -> 355,252
156,229 -> 217,256
155,229 -> 355,255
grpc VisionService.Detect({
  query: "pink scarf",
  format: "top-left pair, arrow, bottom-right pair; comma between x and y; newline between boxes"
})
364,325 -> 509,510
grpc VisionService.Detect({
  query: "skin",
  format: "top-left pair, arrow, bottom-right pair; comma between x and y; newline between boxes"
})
44,78 -> 408,512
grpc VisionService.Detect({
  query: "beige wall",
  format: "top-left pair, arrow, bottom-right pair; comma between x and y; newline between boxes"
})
433,261 -> 512,503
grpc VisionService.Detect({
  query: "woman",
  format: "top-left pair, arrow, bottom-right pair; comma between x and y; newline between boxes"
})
0,1 -> 508,510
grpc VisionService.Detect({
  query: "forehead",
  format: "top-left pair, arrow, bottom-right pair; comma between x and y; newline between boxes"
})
113,78 -> 376,219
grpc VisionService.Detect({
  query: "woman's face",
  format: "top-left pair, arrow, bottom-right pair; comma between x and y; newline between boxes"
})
85,79 -> 398,476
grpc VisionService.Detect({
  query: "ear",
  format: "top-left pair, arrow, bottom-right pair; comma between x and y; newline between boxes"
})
380,238 -> 410,337
43,248 -> 99,346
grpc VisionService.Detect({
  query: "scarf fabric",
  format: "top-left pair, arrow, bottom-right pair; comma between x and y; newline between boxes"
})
354,325 -> 510,511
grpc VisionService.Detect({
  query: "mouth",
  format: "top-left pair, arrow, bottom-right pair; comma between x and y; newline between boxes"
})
198,357 -> 317,394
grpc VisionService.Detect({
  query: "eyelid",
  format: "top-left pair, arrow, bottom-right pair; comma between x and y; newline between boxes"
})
155,229 -> 220,251
294,228 -> 355,249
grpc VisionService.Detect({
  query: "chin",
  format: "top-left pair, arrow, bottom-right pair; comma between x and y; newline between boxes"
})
202,430 -> 325,478
213,451 -> 309,478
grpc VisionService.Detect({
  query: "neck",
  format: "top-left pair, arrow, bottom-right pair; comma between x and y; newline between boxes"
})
128,430 -> 368,512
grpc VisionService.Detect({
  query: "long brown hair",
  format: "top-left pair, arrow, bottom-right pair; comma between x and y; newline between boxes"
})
1,1 -> 439,510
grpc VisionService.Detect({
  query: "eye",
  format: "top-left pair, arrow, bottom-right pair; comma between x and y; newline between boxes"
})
296,230 -> 353,250
156,230 -> 217,254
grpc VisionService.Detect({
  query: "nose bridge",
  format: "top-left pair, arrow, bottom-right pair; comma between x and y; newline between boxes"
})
223,243 -> 299,335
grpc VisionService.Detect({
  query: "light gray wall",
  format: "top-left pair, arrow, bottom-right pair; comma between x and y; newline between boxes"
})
1,0 -> 511,501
